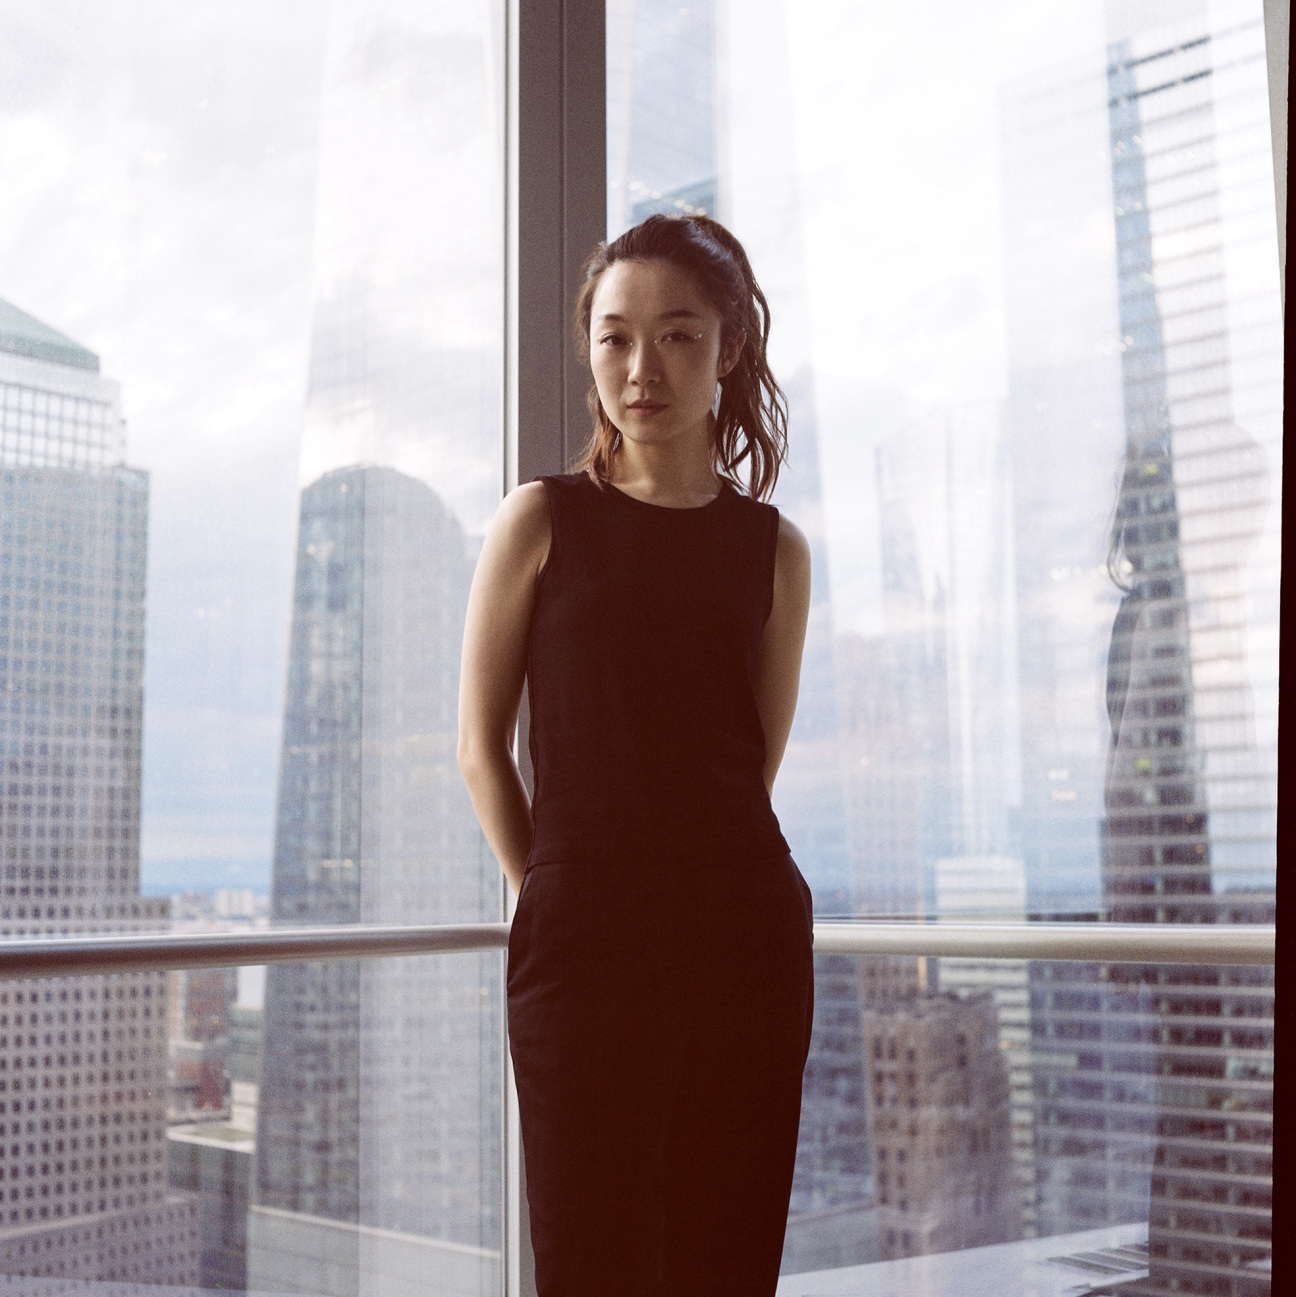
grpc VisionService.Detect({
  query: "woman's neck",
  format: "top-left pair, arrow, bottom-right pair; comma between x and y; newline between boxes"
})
608,431 -> 722,508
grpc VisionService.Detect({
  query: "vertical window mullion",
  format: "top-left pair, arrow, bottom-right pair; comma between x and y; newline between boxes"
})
504,5 -> 606,1294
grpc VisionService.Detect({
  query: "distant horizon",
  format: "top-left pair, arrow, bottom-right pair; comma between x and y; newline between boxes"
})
141,881 -> 270,897
140,862 -> 271,897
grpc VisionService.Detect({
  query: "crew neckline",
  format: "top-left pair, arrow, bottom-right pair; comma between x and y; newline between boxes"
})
603,479 -> 731,512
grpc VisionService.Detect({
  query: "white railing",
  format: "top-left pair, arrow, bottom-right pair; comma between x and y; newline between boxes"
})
0,919 -> 1274,978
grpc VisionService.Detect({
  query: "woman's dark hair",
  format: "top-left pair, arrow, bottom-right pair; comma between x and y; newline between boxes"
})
573,213 -> 789,501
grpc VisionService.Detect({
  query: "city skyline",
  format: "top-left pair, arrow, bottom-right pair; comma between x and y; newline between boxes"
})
4,0 -> 1246,903
0,0 -> 1279,1285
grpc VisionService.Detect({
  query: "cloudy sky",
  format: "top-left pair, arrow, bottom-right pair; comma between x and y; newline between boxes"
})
1,0 -> 327,892
0,0 -> 1270,895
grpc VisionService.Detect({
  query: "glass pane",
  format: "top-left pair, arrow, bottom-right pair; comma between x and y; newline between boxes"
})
1,0 -> 506,1288
776,953 -> 1272,1293
0,954 -> 503,1293
608,0 -> 1279,1287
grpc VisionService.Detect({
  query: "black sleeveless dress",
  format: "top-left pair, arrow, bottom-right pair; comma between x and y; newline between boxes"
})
507,473 -> 815,1297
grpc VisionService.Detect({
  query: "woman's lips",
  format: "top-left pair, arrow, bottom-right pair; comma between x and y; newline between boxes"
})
626,401 -> 666,415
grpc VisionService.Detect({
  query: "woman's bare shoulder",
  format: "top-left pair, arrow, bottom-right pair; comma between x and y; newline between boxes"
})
774,511 -> 811,581
498,480 -> 550,526
484,480 -> 552,573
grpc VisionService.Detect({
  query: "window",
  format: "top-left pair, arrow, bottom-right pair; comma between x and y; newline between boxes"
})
614,0 -> 1279,1279
0,0 -> 1280,1289
2,0 -> 506,1288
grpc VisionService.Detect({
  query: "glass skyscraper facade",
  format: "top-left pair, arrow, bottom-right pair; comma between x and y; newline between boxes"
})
248,3 -> 505,1293
0,299 -> 198,1281
253,467 -> 500,1296
1003,8 -> 1277,1289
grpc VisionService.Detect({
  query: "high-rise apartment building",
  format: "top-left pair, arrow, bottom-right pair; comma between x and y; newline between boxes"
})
1001,6 -> 1277,1291
863,991 -> 1019,1259
0,298 -> 197,1282
935,855 -> 1036,1236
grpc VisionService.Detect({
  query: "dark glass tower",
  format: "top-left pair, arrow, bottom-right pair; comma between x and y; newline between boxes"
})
1004,19 -> 1275,1292
252,466 -> 502,1294
0,298 -> 198,1282
247,1 -> 505,1288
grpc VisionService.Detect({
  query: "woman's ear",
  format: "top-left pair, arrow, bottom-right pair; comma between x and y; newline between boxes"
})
718,330 -> 747,379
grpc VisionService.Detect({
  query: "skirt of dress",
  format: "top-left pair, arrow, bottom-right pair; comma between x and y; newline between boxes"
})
507,852 -> 815,1297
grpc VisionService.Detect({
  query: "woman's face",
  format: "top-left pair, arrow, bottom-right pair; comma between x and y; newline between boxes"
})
588,258 -> 742,454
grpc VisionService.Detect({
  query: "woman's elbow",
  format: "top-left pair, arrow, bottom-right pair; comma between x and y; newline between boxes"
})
457,727 -> 506,786
457,731 -> 483,783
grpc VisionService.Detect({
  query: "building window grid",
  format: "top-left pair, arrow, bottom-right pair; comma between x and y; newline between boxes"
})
1,383 -> 118,472
1,341 -> 174,1273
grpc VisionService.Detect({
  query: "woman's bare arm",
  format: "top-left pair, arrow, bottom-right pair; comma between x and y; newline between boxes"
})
457,482 -> 551,895
754,513 -> 812,794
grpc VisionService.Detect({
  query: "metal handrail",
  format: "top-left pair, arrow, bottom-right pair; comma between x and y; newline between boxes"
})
813,921 -> 1275,965
0,919 -> 1274,978
0,924 -> 511,979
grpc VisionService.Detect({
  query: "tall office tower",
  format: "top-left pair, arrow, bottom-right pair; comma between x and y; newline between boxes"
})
1001,5 -> 1277,1290
862,993 -> 1019,1259
607,0 -> 869,1249
249,2 -> 505,1293
607,0 -> 718,227
0,298 -> 197,1282
252,467 -> 500,1296
1099,15 -> 1274,1292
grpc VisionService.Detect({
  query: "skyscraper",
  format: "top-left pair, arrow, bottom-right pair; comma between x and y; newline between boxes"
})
1097,15 -> 1274,1291
863,992 -> 1019,1259
251,466 -> 501,1297
842,408 -> 1033,1244
1001,6 -> 1277,1289
248,3 -> 506,1291
607,0 -> 718,228
0,298 -> 197,1282
863,407 -> 1022,914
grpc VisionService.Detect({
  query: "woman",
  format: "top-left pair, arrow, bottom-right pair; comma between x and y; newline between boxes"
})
458,213 -> 814,1295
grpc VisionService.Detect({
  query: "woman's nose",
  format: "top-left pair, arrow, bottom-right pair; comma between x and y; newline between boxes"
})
627,341 -> 661,385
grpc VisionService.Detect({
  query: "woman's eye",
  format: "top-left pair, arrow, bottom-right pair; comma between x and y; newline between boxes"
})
598,334 -> 627,348
662,330 -> 697,343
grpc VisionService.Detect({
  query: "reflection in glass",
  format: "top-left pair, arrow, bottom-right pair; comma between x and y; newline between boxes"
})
0,0 -> 1280,1288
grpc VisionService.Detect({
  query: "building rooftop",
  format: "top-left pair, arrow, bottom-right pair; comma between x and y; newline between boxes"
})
0,296 -> 100,372
777,1222 -> 1149,1296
